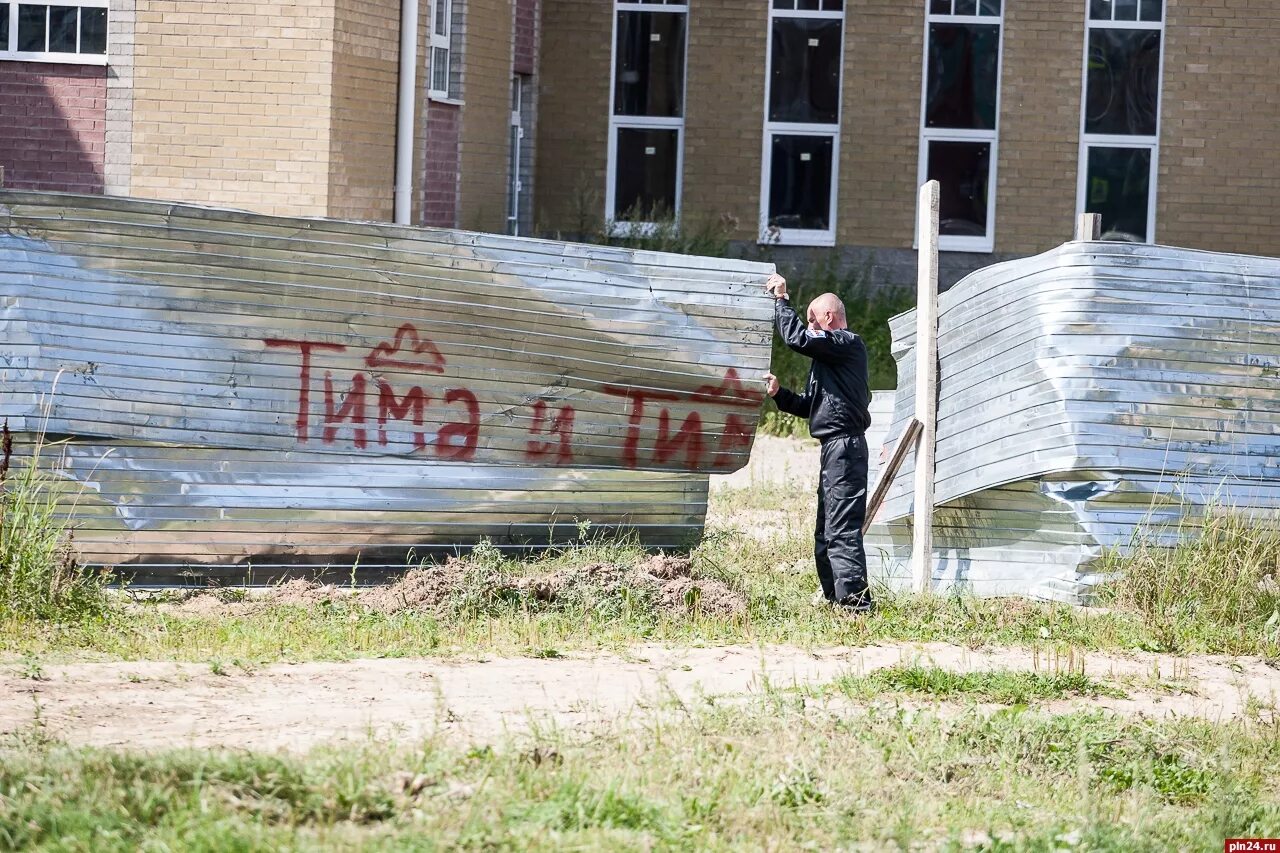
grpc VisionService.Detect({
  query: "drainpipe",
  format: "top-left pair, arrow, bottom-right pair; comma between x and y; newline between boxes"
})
394,0 -> 419,225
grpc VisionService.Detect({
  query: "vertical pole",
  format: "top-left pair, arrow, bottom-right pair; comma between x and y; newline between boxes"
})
394,0 -> 420,225
1075,212 -> 1102,241
912,180 -> 940,594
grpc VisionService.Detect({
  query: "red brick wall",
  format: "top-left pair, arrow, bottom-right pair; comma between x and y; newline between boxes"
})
422,100 -> 461,227
514,0 -> 538,75
0,62 -> 106,193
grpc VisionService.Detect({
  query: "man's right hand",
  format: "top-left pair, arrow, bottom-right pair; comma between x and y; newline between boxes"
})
765,273 -> 788,300
762,372 -> 780,398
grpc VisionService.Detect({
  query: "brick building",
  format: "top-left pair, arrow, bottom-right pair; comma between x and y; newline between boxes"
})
2,1 -> 1277,284
0,0 -> 539,233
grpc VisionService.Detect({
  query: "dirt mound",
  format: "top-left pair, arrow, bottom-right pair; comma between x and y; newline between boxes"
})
638,554 -> 694,580
272,578 -> 342,607
359,561 -> 468,615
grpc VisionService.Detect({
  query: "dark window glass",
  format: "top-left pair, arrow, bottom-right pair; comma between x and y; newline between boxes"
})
821,0 -> 843,9
1086,29 -> 1160,136
17,4 -> 46,52
978,0 -> 1001,14
796,0 -> 820,10
614,127 -> 678,221
955,0 -> 976,14
1086,146 -> 1151,241
768,134 -> 833,231
930,0 -> 950,12
614,11 -> 685,118
1114,0 -> 1138,20
0,5 -> 9,50
769,18 -> 841,124
927,140 -> 990,237
1140,0 -> 1162,21
80,6 -> 105,53
926,23 -> 999,130
48,5 -> 75,52
1089,0 -> 1109,19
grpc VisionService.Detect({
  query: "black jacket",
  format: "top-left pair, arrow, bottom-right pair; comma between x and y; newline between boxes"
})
771,298 -> 871,440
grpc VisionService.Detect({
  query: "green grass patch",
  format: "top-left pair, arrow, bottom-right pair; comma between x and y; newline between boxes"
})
3,698 -> 1278,850
825,664 -> 1125,705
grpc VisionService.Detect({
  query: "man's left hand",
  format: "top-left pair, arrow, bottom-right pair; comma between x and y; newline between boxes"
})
765,273 -> 788,300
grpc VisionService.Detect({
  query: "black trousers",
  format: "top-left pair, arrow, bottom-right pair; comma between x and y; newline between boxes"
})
815,434 -> 870,604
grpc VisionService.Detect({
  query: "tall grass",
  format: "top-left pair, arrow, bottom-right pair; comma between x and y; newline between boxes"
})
1099,507 -> 1280,654
0,421 -> 108,622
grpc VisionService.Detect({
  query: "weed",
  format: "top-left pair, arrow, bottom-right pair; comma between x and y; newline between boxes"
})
0,420 -> 110,623
828,664 -> 1123,705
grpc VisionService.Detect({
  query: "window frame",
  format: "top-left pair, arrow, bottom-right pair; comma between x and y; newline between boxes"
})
0,0 -> 109,66
508,75 -> 523,236
605,0 -> 689,237
758,4 -> 845,248
1076,4 -> 1165,243
428,0 -> 452,100
915,2 -> 1005,254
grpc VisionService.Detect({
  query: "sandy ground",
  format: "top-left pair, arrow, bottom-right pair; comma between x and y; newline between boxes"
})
3,643 -> 1276,752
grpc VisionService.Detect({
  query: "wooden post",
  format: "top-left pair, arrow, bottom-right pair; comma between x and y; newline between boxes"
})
0,165 -> 5,188
1075,212 -> 1102,241
912,181 -> 940,594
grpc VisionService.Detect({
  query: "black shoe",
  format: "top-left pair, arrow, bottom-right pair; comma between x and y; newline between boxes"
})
834,593 -> 874,616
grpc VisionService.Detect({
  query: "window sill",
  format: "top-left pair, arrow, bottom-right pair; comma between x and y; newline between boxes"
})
758,230 -> 836,248
428,94 -> 465,107
0,53 -> 107,66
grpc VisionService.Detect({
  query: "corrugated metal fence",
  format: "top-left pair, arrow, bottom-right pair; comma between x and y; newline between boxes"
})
0,192 -> 774,582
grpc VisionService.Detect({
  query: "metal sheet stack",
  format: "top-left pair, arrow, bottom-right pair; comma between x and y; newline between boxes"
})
0,191 -> 774,583
868,241 -> 1280,603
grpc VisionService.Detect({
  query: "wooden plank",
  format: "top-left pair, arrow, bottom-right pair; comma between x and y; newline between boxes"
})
862,418 -> 921,535
911,180 -> 940,593
1076,212 -> 1102,241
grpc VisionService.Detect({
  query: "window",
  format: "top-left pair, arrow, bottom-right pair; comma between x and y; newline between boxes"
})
1078,0 -> 1163,242
429,0 -> 452,99
0,1 -> 107,64
760,0 -> 844,246
918,0 -> 1003,253
606,0 -> 687,231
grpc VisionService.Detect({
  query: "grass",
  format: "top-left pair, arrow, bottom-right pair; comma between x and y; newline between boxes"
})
0,421 -> 109,623
822,664 -> 1126,705
1098,507 -> 1280,655
3,694 -> 1279,850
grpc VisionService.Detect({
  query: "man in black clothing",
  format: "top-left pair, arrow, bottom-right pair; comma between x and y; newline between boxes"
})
762,273 -> 874,614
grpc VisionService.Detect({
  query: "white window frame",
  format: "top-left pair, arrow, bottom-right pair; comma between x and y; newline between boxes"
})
758,4 -> 844,248
916,1 -> 1004,254
1076,3 -> 1165,243
605,0 -> 689,237
428,0 -> 452,100
0,0 -> 108,66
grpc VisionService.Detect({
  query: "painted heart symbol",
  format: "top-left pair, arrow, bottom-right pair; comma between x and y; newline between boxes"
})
365,323 -> 447,373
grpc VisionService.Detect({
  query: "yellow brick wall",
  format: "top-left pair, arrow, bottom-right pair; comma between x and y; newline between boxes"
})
682,0 -> 764,241
458,0 -> 513,232
994,1 -> 1084,253
533,0 -> 610,235
837,2 -> 923,248
329,0 -> 399,222
1157,0 -> 1280,253
130,0 -> 335,216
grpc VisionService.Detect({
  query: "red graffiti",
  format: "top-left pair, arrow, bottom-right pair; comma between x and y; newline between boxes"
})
436,388 -> 480,460
713,412 -> 753,469
377,380 -> 429,450
654,409 -> 704,467
365,323 -> 447,374
263,339 -> 347,443
691,368 -> 765,407
526,400 -> 576,464
323,371 -> 369,449
602,386 -> 681,469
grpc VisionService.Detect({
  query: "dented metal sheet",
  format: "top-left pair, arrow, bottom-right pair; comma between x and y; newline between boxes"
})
867,241 -> 1280,603
0,191 -> 774,581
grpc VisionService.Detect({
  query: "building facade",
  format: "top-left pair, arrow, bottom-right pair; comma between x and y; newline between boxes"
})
2,0 -> 1277,286
0,0 -> 539,234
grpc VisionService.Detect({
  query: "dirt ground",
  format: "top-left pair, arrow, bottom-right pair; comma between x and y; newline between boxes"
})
3,643 -> 1276,752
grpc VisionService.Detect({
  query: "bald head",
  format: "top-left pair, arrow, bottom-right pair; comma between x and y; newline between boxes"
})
807,292 -> 847,331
